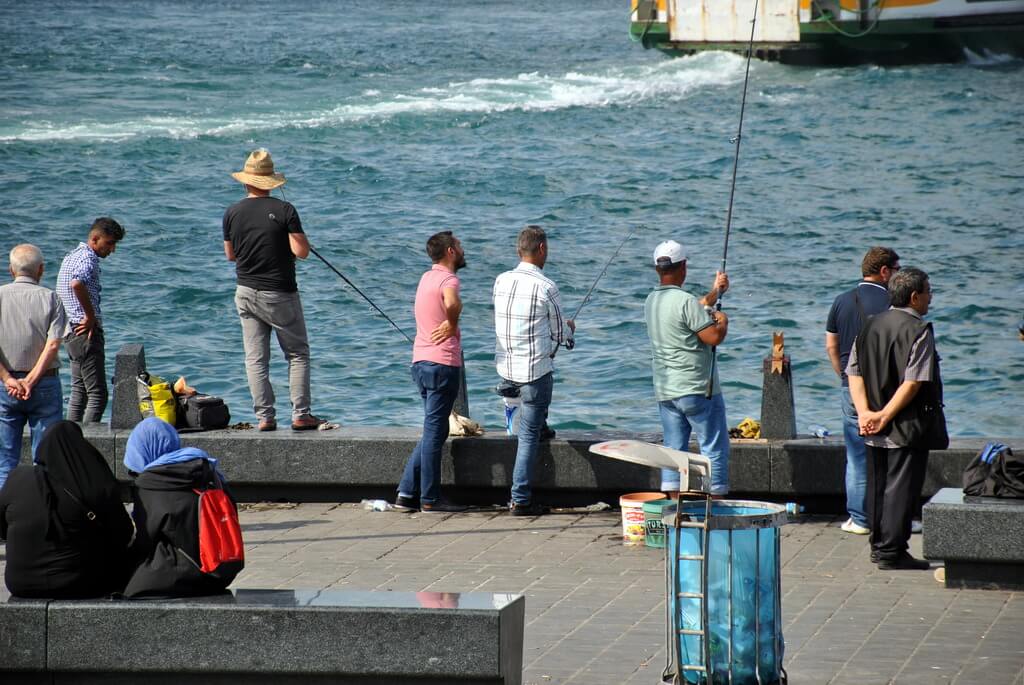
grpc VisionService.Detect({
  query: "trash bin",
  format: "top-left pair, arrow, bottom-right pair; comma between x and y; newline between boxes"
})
666,499 -> 787,685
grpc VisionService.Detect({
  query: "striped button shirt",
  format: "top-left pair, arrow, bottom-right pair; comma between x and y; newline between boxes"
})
57,243 -> 102,326
493,262 -> 571,383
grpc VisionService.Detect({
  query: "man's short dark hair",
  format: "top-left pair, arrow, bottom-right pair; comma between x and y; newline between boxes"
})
655,261 -> 685,277
862,246 -> 899,277
426,230 -> 457,263
517,225 -> 546,257
888,267 -> 929,308
89,217 -> 125,242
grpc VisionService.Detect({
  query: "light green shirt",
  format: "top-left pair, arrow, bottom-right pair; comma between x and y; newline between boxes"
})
644,285 -> 719,401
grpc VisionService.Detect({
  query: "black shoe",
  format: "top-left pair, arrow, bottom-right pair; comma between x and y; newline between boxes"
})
420,500 -> 468,514
393,495 -> 419,513
510,501 -> 550,517
540,424 -> 556,441
877,553 -> 930,570
870,550 -> 879,563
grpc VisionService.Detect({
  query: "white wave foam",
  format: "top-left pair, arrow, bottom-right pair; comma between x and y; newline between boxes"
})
963,47 -> 1020,66
0,53 -> 743,143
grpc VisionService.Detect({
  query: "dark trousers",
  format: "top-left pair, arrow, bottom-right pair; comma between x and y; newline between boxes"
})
65,327 -> 108,423
866,444 -> 928,561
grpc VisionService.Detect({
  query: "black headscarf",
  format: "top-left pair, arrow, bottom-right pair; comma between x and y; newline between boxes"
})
34,421 -> 123,539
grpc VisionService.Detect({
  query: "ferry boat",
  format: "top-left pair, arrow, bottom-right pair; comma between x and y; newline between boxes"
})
630,0 -> 1024,65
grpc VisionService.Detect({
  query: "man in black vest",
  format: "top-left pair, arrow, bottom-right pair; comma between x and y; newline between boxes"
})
846,268 -> 946,570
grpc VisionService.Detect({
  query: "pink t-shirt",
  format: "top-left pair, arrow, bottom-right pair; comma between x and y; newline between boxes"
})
412,264 -> 462,366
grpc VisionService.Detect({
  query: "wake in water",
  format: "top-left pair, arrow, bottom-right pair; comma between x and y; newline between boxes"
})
0,53 -> 747,143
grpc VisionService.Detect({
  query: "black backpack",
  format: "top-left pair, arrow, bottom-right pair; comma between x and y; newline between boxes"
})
176,394 -> 230,432
963,443 -> 1024,498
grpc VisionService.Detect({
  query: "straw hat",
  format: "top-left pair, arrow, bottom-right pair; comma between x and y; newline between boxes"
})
231,149 -> 286,189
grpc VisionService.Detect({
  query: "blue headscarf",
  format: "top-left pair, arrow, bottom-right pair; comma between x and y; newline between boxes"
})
124,417 -> 225,480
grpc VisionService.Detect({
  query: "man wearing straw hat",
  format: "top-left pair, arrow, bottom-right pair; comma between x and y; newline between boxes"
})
223,149 -> 326,431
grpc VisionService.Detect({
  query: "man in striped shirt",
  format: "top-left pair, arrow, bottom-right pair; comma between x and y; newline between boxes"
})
492,226 -> 574,516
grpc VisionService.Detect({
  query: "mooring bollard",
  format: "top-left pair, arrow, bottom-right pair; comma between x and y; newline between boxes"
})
111,343 -> 147,430
760,332 -> 796,440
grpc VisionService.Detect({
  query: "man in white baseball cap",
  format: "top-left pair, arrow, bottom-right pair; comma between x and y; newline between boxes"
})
644,240 -> 731,494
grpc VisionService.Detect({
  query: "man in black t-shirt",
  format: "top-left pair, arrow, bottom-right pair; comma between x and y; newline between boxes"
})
825,247 -> 900,535
223,149 -> 326,431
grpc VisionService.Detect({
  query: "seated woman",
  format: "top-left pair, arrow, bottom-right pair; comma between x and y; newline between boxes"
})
0,421 -> 135,598
123,417 -> 243,598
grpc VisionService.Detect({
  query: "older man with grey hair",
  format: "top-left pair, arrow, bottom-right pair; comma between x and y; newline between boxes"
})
0,244 -> 67,489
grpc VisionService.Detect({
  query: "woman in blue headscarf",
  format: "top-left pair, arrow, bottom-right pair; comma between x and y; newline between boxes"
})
123,417 -> 242,598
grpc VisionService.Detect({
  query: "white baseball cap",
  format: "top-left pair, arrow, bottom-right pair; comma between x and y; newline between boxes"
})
653,240 -> 686,266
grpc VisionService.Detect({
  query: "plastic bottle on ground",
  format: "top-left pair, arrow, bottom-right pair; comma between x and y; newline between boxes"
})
807,425 -> 830,438
784,502 -> 804,515
361,499 -> 389,512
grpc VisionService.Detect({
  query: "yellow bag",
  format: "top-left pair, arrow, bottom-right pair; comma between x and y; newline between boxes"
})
138,374 -> 177,426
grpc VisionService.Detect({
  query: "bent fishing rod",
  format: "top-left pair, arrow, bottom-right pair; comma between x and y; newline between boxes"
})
561,225 -> 639,351
706,0 -> 759,402
279,189 -> 413,344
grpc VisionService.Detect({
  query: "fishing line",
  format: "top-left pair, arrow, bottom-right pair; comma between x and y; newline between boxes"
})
705,0 -> 759,397
278,188 -> 413,344
559,225 -> 640,352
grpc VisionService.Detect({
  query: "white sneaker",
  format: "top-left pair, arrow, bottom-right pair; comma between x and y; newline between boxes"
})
841,518 -> 870,535
911,519 -> 923,534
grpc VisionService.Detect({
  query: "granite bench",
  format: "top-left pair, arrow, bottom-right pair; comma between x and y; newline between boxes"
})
0,588 -> 525,684
922,487 -> 1024,591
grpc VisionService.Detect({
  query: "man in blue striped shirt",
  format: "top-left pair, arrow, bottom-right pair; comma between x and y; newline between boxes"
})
493,225 -> 574,516
57,218 -> 124,423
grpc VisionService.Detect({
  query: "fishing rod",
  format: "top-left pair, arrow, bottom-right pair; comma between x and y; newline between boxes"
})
279,188 -> 413,344
561,225 -> 639,351
706,0 -> 759,402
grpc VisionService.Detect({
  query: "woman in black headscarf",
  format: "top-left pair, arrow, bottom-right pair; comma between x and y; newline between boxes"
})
0,420 -> 135,598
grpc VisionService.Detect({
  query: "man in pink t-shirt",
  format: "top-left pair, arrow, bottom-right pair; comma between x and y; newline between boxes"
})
394,231 -> 468,514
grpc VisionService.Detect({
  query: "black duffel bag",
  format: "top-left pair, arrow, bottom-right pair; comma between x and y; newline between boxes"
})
177,394 -> 230,432
963,443 -> 1023,499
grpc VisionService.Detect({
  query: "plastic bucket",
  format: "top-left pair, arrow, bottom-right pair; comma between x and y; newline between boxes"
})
643,499 -> 675,548
620,492 -> 665,545
666,499 -> 786,684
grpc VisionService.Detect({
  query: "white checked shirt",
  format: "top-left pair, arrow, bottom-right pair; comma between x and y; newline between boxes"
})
57,242 -> 102,326
493,262 -> 571,383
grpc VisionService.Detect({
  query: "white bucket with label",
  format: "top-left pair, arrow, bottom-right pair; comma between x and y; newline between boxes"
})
620,492 -> 666,545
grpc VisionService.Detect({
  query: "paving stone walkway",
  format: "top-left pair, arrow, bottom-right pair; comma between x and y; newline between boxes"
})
230,503 -> 1024,685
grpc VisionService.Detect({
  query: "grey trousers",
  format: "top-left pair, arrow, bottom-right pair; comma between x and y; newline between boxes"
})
234,285 -> 311,422
65,327 -> 108,423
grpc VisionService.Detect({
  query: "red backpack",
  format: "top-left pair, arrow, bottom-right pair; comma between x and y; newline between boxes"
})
194,467 -> 244,580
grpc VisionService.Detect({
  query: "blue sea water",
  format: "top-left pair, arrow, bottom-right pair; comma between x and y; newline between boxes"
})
1,0 -> 1021,436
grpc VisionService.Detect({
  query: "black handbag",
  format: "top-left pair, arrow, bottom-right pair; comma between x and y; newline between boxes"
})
176,394 -> 230,431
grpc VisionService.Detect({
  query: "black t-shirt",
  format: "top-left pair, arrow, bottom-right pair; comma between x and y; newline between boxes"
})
826,281 -> 890,384
222,196 -> 304,292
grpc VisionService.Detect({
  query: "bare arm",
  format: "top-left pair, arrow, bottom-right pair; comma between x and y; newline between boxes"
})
696,311 -> 729,347
224,240 -> 235,262
289,233 -> 310,260
70,280 -> 98,336
698,271 -> 729,308
430,286 -> 463,344
19,339 -> 61,399
848,374 -> 869,417
825,332 -> 842,376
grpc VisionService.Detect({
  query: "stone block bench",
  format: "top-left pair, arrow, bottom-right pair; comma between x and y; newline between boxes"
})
922,487 -> 1024,591
0,589 -> 525,684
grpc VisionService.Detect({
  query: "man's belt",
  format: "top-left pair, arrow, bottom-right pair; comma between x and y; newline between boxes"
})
11,368 -> 59,378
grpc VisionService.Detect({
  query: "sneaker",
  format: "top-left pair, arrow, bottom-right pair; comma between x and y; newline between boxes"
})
877,553 -> 930,571
392,495 -> 418,513
258,419 -> 277,432
419,500 -> 468,514
510,501 -> 550,517
911,519 -> 923,534
841,518 -> 870,535
292,414 -> 328,431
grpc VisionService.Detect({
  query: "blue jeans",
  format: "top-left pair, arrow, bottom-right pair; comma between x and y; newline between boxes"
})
398,361 -> 461,505
0,375 -> 63,489
841,385 -> 869,528
511,372 -> 554,505
658,393 -> 730,495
